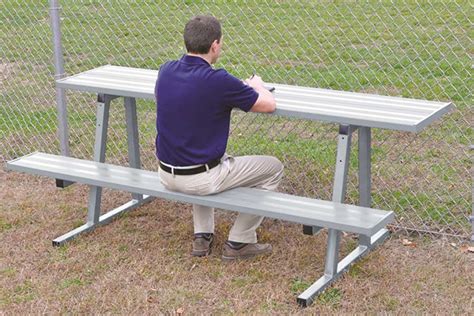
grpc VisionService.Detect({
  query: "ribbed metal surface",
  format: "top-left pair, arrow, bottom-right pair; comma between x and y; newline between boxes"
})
56,65 -> 452,132
6,152 -> 394,235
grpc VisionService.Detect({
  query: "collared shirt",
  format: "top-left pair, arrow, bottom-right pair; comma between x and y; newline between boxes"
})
155,55 -> 259,166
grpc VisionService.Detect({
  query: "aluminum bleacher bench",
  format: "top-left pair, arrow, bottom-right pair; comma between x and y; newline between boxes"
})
6,151 -> 394,306
5,65 -> 451,306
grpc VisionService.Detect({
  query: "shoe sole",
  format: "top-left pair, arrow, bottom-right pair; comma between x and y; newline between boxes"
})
191,239 -> 213,257
191,249 -> 211,257
221,248 -> 272,262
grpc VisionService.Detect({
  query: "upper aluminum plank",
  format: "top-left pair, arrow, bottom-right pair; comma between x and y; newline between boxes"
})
6,152 -> 394,235
56,65 -> 452,132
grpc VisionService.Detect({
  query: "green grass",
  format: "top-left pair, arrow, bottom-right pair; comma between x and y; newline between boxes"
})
2,1 -> 470,104
382,295 -> 400,311
60,278 -> 87,289
373,189 -> 470,228
0,103 -> 97,137
0,217 -> 13,232
0,267 -> 16,277
317,288 -> 343,307
12,280 -> 37,303
290,278 -> 312,294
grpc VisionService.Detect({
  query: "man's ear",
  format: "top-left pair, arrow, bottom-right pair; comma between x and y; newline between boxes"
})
210,39 -> 219,53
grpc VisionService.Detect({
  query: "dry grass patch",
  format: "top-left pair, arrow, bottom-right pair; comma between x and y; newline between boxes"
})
1,169 -> 473,314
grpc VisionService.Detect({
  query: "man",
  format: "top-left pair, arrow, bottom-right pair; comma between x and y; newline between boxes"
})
155,15 -> 283,261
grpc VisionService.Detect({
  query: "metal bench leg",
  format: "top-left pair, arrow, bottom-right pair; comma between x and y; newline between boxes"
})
297,228 -> 341,306
358,127 -> 371,208
52,94 -> 111,245
297,226 -> 388,307
298,125 -> 355,306
358,126 -> 373,247
357,127 -> 390,248
52,94 -> 153,246
298,125 -> 391,306
303,125 -> 354,235
331,125 -> 353,202
124,97 -> 143,202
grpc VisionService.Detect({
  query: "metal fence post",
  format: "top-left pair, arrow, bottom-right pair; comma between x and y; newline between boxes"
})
49,0 -> 69,156
470,145 -> 474,242
49,0 -> 72,188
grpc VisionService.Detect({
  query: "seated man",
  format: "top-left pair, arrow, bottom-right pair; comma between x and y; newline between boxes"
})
155,15 -> 284,260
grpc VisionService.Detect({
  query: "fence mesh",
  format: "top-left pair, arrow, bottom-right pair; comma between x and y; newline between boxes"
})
1,1 -> 472,240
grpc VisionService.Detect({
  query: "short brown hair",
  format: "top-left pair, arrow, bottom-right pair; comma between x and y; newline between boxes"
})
183,15 -> 221,54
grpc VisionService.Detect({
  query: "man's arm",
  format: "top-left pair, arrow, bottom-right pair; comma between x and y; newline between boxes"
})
245,75 -> 276,113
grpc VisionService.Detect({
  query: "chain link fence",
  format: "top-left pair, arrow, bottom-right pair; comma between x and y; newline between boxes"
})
1,1 -> 472,240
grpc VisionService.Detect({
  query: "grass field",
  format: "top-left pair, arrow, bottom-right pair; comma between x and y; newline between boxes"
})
1,1 -> 472,313
1,171 -> 473,314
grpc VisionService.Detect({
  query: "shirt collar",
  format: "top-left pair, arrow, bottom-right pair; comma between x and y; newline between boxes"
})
180,54 -> 211,66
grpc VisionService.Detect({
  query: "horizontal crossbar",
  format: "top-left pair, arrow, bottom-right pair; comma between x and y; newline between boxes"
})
52,195 -> 154,246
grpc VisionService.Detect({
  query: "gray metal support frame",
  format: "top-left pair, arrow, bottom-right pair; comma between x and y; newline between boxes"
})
124,97 -> 143,201
471,215 -> 474,242
357,127 -> 389,248
86,94 -> 112,225
297,124 -> 389,307
297,227 -> 389,307
303,125 -> 357,235
358,127 -> 371,207
358,127 -> 372,247
332,125 -> 353,203
302,225 -> 323,235
52,94 -> 152,246
324,228 -> 341,276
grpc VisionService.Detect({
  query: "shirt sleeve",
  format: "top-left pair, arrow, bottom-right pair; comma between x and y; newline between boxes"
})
218,70 -> 259,112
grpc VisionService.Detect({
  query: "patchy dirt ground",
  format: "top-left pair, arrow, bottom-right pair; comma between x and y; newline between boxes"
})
1,170 -> 473,314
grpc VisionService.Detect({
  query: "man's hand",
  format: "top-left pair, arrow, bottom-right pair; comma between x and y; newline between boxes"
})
245,75 -> 264,90
244,73 -> 276,113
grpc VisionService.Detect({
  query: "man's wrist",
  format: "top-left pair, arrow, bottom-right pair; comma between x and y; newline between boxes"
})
253,85 -> 266,92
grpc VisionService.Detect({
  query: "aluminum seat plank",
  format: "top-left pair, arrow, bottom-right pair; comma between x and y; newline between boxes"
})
83,70 -> 158,81
275,98 -> 426,120
6,152 -> 394,236
56,65 -> 452,132
273,83 -> 448,106
105,65 -> 159,75
67,68 -> 439,116
275,91 -> 441,112
64,76 -> 155,89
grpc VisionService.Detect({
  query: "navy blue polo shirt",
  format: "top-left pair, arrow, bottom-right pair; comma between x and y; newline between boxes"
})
155,55 -> 259,166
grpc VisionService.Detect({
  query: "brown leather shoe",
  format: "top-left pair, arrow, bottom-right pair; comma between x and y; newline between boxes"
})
222,242 -> 272,261
191,234 -> 214,257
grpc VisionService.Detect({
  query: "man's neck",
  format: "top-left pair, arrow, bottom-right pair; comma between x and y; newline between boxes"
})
186,53 -> 212,65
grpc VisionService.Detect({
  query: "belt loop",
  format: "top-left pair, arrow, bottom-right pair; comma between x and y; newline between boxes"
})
205,163 -> 210,173
171,166 -> 175,178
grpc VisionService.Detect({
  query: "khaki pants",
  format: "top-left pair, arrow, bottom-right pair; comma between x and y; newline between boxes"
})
158,154 -> 284,243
